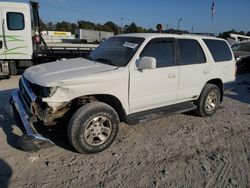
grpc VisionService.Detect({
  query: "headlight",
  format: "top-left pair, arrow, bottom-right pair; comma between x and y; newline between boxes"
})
42,87 -> 57,97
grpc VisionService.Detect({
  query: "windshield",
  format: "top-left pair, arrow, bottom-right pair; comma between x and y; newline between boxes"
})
88,37 -> 144,67
231,43 -> 250,52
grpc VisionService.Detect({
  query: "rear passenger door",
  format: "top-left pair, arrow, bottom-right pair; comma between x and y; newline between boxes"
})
177,39 -> 210,101
203,39 -> 235,83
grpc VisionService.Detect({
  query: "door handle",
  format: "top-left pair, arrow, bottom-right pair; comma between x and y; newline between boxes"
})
168,73 -> 176,79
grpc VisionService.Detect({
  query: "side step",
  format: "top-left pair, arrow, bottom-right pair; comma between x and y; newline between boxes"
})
126,102 -> 197,125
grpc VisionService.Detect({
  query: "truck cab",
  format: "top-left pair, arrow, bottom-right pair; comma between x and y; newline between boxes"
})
0,2 -> 33,60
0,1 -> 96,77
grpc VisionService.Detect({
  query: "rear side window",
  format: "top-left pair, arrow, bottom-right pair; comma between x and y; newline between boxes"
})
140,39 -> 175,68
178,39 -> 206,65
7,12 -> 25,30
203,39 -> 232,62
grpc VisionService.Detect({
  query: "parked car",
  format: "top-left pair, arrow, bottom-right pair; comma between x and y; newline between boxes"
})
231,42 -> 250,74
11,33 -> 236,153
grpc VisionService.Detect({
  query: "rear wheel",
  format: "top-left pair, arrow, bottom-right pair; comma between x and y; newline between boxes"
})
195,84 -> 221,117
68,102 -> 119,154
9,61 -> 18,76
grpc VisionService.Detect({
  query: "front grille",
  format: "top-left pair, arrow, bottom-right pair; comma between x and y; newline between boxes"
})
19,79 -> 32,109
26,80 -> 43,97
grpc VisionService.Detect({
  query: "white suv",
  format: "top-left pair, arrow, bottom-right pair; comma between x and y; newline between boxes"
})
11,33 -> 236,153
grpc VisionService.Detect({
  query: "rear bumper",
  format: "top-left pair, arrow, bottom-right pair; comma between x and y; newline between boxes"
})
224,81 -> 236,91
11,89 -> 54,150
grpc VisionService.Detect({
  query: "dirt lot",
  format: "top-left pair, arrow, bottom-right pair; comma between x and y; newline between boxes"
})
0,75 -> 250,188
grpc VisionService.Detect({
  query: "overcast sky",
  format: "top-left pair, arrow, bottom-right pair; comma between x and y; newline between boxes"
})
6,0 -> 250,34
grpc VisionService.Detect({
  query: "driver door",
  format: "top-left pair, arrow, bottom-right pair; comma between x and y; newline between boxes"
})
2,6 -> 33,60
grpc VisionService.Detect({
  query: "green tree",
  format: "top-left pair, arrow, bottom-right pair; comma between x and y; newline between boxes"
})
55,21 -> 72,31
124,22 -> 146,33
39,19 -> 47,31
47,22 -> 55,30
71,23 -> 77,34
77,20 -> 95,30
147,28 -> 155,33
239,31 -> 245,35
104,21 -> 119,34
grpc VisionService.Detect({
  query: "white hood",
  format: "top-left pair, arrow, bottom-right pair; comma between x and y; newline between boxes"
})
23,58 -> 117,87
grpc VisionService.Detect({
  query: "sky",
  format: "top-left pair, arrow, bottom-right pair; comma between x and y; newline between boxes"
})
5,0 -> 250,34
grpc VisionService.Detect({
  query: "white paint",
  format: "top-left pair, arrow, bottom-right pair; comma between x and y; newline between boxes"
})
0,2 -> 33,60
23,33 -> 236,116
122,42 -> 138,49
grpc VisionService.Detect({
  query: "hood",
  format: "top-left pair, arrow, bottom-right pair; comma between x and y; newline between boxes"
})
24,58 -> 117,87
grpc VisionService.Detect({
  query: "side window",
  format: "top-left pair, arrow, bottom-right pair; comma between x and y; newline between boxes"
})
140,39 -> 175,68
203,39 -> 233,62
178,39 -> 206,65
7,12 -> 25,30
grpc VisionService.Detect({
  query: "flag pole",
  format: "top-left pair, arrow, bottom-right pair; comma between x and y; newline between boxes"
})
211,0 -> 215,35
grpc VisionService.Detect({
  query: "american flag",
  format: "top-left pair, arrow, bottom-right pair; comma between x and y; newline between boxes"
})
211,0 -> 216,20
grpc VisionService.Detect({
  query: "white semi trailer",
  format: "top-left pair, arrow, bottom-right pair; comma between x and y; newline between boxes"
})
0,1 -> 97,78
75,29 -> 114,43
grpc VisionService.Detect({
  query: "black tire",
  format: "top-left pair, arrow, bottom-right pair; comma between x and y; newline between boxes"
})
237,63 -> 247,74
195,84 -> 221,117
68,102 -> 119,154
9,61 -> 18,76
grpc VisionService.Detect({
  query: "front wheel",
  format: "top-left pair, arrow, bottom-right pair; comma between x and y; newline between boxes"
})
195,84 -> 221,117
68,102 -> 119,154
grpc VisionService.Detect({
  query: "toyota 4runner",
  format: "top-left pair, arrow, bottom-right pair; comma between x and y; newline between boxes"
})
11,33 -> 236,153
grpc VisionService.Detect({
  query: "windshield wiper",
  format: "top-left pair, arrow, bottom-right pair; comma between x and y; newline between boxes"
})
94,58 -> 116,66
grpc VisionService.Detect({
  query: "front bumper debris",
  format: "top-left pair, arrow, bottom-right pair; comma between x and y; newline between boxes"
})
11,89 -> 54,151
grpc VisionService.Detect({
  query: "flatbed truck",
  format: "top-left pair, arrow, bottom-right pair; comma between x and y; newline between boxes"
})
0,1 -> 98,78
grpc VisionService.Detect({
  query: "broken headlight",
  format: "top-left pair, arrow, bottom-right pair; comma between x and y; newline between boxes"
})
42,87 -> 57,97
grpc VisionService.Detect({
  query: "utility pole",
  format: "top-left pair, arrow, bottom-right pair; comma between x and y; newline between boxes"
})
166,24 -> 169,31
177,18 -> 182,30
120,17 -> 124,34
191,26 -> 194,33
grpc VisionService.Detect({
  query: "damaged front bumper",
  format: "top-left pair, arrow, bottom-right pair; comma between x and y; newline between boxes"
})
10,77 -> 54,151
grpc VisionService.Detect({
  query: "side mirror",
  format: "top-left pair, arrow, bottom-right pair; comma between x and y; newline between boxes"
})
138,57 -> 156,70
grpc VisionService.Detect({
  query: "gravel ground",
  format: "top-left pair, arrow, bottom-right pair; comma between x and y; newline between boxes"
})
0,74 -> 250,188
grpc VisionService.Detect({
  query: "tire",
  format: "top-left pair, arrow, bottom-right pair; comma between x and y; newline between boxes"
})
237,63 -> 247,74
195,84 -> 221,117
68,102 -> 119,154
9,61 -> 18,76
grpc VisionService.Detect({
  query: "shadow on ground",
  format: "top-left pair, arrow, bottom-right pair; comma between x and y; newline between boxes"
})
0,159 -> 12,188
225,74 -> 250,105
0,89 -> 76,153
0,89 -> 21,149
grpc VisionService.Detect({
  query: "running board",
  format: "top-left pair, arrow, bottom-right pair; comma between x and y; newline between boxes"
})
126,102 -> 197,125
